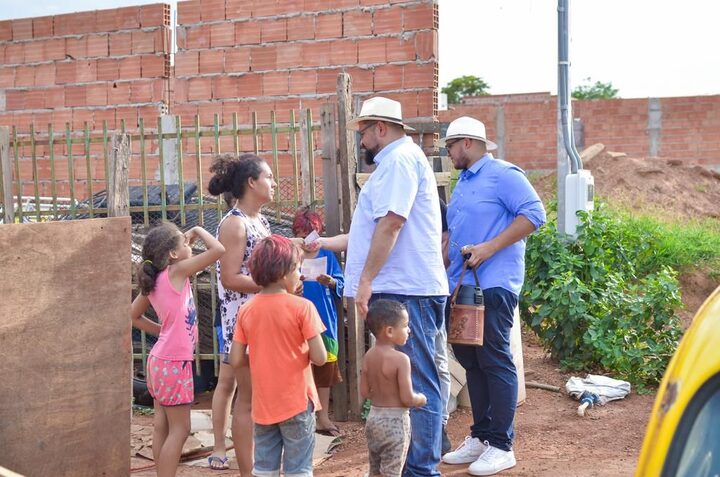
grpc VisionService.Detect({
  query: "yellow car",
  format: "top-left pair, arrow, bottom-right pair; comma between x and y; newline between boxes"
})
636,285 -> 720,476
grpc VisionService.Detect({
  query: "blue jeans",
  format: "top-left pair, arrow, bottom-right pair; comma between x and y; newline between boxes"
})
371,293 -> 446,477
253,401 -> 315,477
452,287 -> 518,452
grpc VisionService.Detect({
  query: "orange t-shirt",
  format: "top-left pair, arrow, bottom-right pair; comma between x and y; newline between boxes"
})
233,292 -> 325,425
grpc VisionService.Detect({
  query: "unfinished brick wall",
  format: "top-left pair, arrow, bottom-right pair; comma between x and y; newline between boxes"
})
0,4 -> 172,133
440,93 -> 720,170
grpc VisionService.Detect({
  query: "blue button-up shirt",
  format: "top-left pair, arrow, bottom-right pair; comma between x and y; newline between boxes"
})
344,136 -> 448,297
447,153 -> 546,296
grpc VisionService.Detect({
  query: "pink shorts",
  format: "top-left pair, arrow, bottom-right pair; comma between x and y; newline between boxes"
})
146,355 -> 194,406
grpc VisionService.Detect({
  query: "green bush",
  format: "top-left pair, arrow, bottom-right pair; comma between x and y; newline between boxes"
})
521,203 -> 684,393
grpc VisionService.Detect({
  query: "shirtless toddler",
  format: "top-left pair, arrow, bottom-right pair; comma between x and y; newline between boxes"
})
361,299 -> 427,477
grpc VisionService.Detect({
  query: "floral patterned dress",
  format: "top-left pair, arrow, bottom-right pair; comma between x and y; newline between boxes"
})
216,207 -> 271,354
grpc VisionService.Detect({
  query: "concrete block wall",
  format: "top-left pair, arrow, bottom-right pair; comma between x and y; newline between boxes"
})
440,93 -> 720,171
0,4 -> 172,133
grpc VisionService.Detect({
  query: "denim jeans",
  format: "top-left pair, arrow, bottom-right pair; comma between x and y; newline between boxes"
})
252,401 -> 315,477
371,293 -> 446,477
452,287 -> 518,452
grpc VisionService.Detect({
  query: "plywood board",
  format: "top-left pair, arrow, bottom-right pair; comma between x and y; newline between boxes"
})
0,217 -> 132,476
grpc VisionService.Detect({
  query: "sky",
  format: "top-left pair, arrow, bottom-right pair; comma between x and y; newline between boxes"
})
2,0 -> 719,99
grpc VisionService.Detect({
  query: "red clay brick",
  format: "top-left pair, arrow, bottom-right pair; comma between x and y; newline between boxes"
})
172,78 -> 188,103
225,48 -> 251,73
235,21 -> 261,45
289,70 -> 316,95
5,43 -> 25,64
276,43 -> 302,69
95,9 -> 118,33
25,41 -> 46,63
403,4 -> 434,31
32,16 -> 54,38
374,64 -> 403,90
199,48 -> 224,73
263,71 -> 289,96
201,0 -> 226,21
76,60 -> 97,82
226,0 -> 253,21
415,30 -> 437,61
66,37 -> 88,60
373,8 -> 402,35
155,28 -> 172,53
315,13 -> 343,39
360,0 -> 387,5
0,21 -> 11,41
211,22 -> 236,47
386,36 -> 416,62
116,107 -> 139,129
222,101 -> 252,125
357,37 -> 386,64
0,67 -> 13,88
212,75 -> 239,99
251,45 -> 277,71
140,4 -> 167,27
261,18 -> 288,43
97,58 -> 120,80
34,63 -> 56,87
108,81 -> 131,104
12,18 -> 33,40
316,69 -> 339,94
43,87 -> 65,109
25,90 -> 46,110
86,83 -> 108,106
287,15 -> 314,41
330,39 -> 357,66
345,66 -> 374,92
301,42 -> 331,68
65,85 -> 87,107
254,0 -> 291,17
14,66 -> 35,88
174,51 -> 199,76
6,90 -> 26,110
237,73 -> 262,97
198,102 -> 222,128
186,25 -> 211,49
118,56 -> 142,79
130,80 -> 153,103
132,31 -> 156,54
177,0 -> 202,25
403,63 -> 434,88
141,55 -> 166,78
417,91 -> 434,117
116,6 -> 141,30
109,32 -> 133,56
55,62 -> 77,84
343,10 -> 372,37
187,76 -> 212,101
87,34 -> 109,57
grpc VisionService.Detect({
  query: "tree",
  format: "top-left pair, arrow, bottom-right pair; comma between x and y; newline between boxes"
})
572,78 -> 619,100
442,75 -> 490,104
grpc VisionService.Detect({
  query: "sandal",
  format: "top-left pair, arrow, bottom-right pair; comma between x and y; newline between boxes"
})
316,426 -> 342,437
208,455 -> 229,470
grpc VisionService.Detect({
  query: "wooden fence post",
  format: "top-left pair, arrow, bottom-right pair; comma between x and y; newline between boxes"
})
321,103 -> 349,421
107,133 -> 130,218
0,127 -> 13,224
300,110 -> 313,207
336,73 -> 364,420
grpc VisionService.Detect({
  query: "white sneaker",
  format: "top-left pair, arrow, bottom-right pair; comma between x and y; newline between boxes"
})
442,436 -> 488,464
468,445 -> 516,476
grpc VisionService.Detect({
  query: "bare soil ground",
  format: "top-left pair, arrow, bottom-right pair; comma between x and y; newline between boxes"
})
131,149 -> 718,476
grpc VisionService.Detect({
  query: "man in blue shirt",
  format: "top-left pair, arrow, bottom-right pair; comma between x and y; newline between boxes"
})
440,117 -> 546,476
315,97 -> 448,476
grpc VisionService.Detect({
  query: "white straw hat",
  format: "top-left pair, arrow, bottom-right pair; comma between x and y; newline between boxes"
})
439,116 -> 497,150
347,97 -> 416,132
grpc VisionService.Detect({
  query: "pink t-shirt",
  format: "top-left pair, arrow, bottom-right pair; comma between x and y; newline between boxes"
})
148,268 -> 198,361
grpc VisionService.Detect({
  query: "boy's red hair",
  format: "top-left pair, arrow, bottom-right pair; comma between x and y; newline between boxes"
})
248,234 -> 299,287
292,207 -> 324,236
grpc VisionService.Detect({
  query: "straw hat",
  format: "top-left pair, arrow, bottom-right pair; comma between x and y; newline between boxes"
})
439,116 -> 497,150
347,97 -> 416,132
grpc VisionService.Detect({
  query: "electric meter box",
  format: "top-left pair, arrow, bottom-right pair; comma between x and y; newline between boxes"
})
564,169 -> 595,237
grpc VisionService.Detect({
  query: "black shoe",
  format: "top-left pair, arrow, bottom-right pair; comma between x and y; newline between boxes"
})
441,425 -> 452,455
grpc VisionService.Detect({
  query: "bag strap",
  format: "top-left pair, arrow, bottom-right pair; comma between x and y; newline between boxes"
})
450,262 -> 482,307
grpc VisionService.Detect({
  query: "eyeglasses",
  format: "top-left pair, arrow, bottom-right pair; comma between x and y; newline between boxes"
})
358,122 -> 377,136
445,139 -> 460,149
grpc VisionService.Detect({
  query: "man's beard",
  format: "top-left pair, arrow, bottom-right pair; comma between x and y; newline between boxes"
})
361,146 -> 378,166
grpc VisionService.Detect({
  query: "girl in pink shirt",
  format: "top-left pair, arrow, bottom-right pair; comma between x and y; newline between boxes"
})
131,223 -> 225,477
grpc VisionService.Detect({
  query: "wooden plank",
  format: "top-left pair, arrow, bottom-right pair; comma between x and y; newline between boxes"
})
0,217 -> 132,477
336,73 -> 364,420
0,126 -> 13,224
107,133 -> 130,217
356,171 -> 451,189
300,110 -> 312,206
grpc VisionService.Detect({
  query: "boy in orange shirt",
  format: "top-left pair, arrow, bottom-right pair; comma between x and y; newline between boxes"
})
230,235 -> 327,477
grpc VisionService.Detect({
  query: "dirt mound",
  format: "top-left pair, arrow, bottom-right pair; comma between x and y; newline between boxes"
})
533,144 -> 720,220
